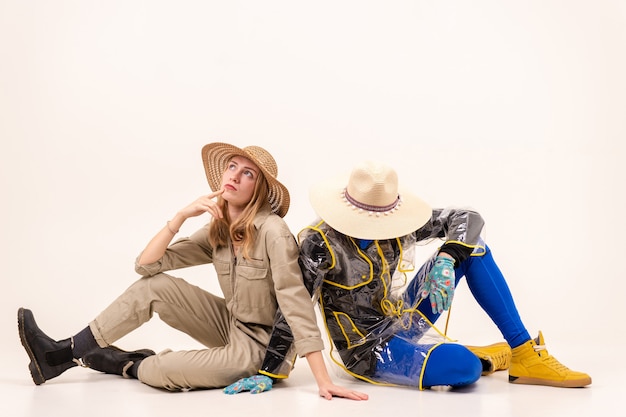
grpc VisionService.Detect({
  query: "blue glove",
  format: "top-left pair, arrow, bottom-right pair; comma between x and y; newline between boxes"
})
223,375 -> 273,395
421,256 -> 456,314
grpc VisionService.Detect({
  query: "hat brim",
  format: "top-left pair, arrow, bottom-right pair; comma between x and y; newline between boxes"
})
201,142 -> 290,217
309,173 -> 432,240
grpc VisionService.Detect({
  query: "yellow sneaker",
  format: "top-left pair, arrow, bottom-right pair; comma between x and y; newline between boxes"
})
509,331 -> 591,388
465,342 -> 512,375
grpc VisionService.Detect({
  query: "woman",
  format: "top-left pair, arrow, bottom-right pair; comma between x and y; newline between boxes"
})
17,142 -> 368,400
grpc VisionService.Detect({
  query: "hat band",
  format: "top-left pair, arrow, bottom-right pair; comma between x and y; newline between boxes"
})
343,188 -> 401,214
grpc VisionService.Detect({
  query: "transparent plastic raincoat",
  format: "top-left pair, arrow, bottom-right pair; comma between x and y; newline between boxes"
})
258,208 -> 486,388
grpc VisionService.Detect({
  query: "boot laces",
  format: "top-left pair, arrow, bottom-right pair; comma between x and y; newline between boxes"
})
533,344 -> 570,372
532,343 -> 546,353
490,348 -> 511,369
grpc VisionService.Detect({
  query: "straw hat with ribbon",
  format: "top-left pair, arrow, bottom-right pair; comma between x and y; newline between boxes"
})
201,142 -> 290,217
309,161 -> 432,239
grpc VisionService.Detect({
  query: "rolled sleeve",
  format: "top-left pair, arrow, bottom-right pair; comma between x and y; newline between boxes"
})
135,225 -> 214,277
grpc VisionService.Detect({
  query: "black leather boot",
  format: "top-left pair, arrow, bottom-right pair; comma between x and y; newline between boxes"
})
83,345 -> 156,378
18,307 -> 78,385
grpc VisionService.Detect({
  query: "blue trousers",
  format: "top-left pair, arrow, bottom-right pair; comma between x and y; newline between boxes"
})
376,246 -> 530,387
373,337 -> 483,388
405,245 -> 531,348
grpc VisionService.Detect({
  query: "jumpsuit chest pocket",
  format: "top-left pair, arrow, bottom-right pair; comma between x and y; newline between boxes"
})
235,262 -> 272,309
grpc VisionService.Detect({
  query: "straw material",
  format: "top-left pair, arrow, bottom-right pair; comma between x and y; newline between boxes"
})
309,161 -> 432,239
201,142 -> 290,217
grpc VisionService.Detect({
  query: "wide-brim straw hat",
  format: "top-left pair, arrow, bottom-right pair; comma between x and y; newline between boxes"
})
201,142 -> 290,217
309,161 -> 432,239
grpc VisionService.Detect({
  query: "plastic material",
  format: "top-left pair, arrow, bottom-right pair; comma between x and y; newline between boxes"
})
260,208 -> 486,387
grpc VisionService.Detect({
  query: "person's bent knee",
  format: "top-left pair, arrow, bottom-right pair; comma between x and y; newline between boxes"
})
136,273 -> 185,306
423,343 -> 481,387
141,273 -> 178,291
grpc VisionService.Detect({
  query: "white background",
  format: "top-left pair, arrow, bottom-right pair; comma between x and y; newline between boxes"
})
2,0 -> 625,380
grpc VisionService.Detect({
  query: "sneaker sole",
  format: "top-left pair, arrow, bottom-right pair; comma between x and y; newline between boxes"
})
17,308 -> 46,385
509,374 -> 592,388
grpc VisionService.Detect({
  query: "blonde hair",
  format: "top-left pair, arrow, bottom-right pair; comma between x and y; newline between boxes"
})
208,170 -> 270,259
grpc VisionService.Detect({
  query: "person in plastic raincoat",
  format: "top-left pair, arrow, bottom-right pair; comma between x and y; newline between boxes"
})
226,160 -> 591,394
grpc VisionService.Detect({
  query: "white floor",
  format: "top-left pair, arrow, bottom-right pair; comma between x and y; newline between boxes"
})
1,339 -> 619,417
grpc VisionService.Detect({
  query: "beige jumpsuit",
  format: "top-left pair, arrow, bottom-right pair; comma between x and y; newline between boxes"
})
88,207 -> 324,390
